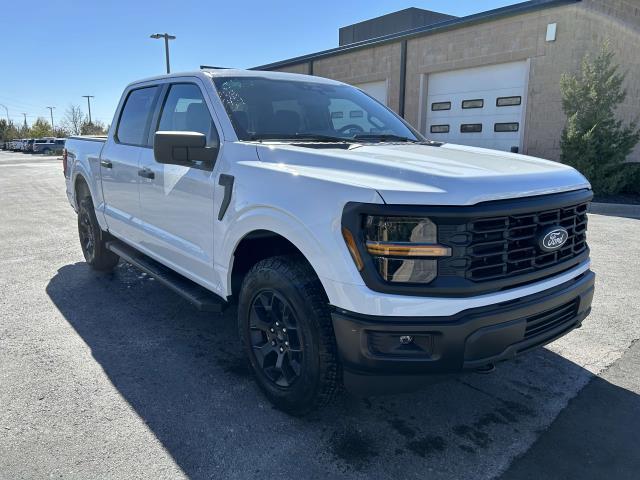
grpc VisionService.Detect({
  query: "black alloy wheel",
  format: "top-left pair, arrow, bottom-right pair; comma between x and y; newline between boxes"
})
249,290 -> 304,387
78,206 -> 96,262
77,195 -> 119,271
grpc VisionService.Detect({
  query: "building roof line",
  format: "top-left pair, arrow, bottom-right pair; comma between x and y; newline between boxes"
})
252,0 -> 581,71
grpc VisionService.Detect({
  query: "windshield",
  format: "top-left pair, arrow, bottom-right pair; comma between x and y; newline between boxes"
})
212,76 -> 423,143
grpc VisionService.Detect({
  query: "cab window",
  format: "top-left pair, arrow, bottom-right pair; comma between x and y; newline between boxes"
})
116,86 -> 159,146
157,83 -> 219,147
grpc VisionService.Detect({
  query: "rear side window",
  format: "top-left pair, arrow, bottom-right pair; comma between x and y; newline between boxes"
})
157,83 -> 218,147
116,86 -> 159,146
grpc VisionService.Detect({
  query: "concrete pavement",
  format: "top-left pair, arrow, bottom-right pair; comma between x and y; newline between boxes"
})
0,150 -> 638,479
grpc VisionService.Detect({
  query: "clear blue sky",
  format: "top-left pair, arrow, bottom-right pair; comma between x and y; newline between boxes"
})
1,0 -> 518,128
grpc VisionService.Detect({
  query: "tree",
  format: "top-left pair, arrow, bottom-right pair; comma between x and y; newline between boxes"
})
30,117 -> 53,138
560,42 -> 640,195
61,104 -> 85,136
0,119 -> 19,141
81,119 -> 108,135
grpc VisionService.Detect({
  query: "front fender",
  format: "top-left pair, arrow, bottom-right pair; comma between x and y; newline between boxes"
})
213,153 -> 383,303
217,206 -> 361,302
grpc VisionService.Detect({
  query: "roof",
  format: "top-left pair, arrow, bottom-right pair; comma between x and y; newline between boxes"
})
338,7 -> 457,46
126,69 -> 345,87
253,0 -> 581,71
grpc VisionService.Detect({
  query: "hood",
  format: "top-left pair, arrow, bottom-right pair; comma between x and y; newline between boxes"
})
255,142 -> 590,205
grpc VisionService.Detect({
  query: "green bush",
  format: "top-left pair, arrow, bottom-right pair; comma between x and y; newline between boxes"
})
560,43 -> 640,195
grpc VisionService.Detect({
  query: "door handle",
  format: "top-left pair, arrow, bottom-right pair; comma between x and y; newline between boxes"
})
100,160 -> 113,169
138,168 -> 155,179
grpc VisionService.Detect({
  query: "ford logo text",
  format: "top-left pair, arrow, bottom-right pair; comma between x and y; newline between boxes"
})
539,227 -> 569,252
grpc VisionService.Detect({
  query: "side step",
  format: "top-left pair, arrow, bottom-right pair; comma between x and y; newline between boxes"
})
106,240 -> 227,313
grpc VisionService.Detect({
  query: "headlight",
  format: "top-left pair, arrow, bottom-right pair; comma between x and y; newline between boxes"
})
363,216 -> 451,284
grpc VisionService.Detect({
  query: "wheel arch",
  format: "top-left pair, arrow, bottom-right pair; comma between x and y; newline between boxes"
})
74,173 -> 91,203
229,229 -> 321,302
72,169 -> 109,232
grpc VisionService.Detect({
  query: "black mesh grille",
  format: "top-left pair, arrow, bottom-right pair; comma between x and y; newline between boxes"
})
440,201 -> 589,283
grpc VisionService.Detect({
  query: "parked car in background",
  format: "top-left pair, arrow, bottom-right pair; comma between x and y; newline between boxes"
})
23,139 -> 36,153
33,138 -> 65,154
11,139 -> 26,152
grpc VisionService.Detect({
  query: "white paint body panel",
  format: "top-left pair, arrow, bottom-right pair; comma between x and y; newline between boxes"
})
425,61 -> 529,152
65,69 -> 591,318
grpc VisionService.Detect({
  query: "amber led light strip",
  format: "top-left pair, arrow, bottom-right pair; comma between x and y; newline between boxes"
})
365,241 -> 451,257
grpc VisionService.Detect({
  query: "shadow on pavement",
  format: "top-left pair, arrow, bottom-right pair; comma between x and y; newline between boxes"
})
46,262 -> 639,479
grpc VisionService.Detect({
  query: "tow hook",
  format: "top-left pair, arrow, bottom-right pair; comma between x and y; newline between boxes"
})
475,363 -> 496,374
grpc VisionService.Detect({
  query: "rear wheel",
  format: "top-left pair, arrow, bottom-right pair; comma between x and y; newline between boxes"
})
238,255 -> 341,415
77,194 -> 119,271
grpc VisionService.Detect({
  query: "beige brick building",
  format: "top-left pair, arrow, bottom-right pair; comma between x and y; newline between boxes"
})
256,0 -> 640,162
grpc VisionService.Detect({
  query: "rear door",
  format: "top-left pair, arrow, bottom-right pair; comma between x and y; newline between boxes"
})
137,80 -> 220,285
100,85 -> 160,242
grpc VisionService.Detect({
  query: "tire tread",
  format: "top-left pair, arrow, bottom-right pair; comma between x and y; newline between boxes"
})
241,255 -> 342,414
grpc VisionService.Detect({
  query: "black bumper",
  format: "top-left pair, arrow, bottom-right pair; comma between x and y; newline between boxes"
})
331,270 -> 594,392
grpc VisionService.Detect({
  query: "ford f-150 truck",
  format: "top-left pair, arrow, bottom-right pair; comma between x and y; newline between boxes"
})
64,69 -> 594,414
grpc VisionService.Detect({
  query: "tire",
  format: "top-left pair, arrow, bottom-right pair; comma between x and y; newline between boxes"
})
77,194 -> 119,271
238,255 -> 341,415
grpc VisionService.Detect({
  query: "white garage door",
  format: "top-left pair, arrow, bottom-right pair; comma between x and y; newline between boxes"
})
354,80 -> 388,105
424,61 -> 529,152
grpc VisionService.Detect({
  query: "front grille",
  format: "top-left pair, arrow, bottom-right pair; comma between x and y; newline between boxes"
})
524,299 -> 579,338
342,189 -> 592,297
441,201 -> 589,283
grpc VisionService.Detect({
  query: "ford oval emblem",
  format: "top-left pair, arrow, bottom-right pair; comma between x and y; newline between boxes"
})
538,226 -> 569,252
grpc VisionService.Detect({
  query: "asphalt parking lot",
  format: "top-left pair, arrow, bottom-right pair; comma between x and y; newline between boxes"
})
1,150 -> 639,479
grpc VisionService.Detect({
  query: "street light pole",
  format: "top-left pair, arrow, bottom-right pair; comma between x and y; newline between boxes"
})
82,95 -> 94,124
0,104 -> 9,123
46,106 -> 55,133
150,33 -> 176,74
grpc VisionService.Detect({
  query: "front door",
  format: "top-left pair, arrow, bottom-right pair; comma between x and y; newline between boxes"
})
137,81 -> 220,287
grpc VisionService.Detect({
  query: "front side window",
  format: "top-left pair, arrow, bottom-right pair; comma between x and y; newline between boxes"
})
116,86 -> 159,146
213,76 -> 421,142
157,83 -> 218,147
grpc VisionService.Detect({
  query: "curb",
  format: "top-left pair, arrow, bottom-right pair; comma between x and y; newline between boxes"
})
589,202 -> 640,219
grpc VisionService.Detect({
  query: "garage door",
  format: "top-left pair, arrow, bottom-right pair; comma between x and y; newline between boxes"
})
424,61 -> 529,152
354,80 -> 388,105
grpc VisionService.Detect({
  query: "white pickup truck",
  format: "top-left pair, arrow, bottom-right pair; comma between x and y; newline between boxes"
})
64,69 -> 595,414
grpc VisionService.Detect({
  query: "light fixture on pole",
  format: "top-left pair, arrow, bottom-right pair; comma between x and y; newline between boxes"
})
150,33 -> 176,74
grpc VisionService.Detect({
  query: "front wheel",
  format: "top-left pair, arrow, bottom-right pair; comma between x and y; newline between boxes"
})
77,195 -> 119,271
238,255 -> 341,415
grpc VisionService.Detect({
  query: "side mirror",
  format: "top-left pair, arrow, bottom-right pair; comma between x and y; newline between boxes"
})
153,131 -> 218,167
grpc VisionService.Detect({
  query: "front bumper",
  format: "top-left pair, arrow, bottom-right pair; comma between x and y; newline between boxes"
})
331,270 -> 594,392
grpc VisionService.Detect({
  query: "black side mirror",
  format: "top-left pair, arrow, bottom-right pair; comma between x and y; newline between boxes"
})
153,131 -> 218,168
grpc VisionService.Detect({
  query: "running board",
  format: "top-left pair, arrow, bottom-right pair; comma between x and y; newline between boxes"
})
106,240 -> 227,313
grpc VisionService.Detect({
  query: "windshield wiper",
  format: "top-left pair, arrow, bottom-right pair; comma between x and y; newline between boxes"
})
351,134 -> 419,143
249,133 -> 355,143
